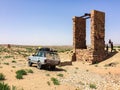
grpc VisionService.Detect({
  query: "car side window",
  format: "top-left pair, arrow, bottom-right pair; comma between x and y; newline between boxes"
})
37,51 -> 44,57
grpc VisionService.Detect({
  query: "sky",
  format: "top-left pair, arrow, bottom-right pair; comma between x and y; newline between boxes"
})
0,0 -> 120,45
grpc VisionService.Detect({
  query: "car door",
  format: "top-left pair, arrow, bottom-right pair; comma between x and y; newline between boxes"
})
30,50 -> 39,63
37,51 -> 46,64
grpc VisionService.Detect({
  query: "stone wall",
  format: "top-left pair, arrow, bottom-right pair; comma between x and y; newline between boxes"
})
75,49 -> 94,63
91,10 -> 105,52
73,17 -> 86,49
72,10 -> 106,63
75,48 -> 107,63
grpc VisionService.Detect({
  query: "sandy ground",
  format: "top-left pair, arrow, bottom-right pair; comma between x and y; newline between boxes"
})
0,46 -> 120,90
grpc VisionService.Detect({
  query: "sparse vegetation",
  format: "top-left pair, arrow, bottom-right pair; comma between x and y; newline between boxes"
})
64,69 -> 67,72
57,73 -> 63,77
4,55 -> 14,59
95,64 -> 98,67
75,67 -> 79,69
0,47 -> 10,53
105,67 -> 107,69
108,72 -> 111,74
26,47 -> 34,53
104,64 -> 108,67
16,69 -> 27,79
58,48 -> 71,53
0,82 -> 17,90
16,73 -> 23,79
0,47 -> 3,52
46,74 -> 50,76
12,66 -> 16,68
48,46 -> 72,53
78,81 -> 85,85
12,85 -> 17,90
26,69 -> 33,73
4,62 -> 9,65
83,62 -> 85,64
16,69 -> 27,75
114,46 -> 120,48
93,61 -> 99,64
11,70 -> 13,72
0,73 -> 5,80
17,50 -> 21,54
12,60 -> 17,63
16,69 -> 34,79
0,82 -> 10,90
89,83 -> 97,89
51,77 -> 60,85
47,81 -> 51,86
22,53 -> 28,57
74,71 -> 77,74
75,88 -> 81,90
104,62 -> 119,67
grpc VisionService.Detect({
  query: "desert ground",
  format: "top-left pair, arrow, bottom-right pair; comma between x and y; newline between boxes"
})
0,45 -> 120,90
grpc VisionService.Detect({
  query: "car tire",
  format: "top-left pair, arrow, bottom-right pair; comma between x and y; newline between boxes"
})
28,61 -> 32,67
50,65 -> 56,70
37,61 -> 42,69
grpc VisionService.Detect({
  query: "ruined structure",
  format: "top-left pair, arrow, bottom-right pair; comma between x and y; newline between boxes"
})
72,10 -> 106,63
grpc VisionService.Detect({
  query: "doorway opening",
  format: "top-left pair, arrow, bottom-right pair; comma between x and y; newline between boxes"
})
86,18 -> 91,48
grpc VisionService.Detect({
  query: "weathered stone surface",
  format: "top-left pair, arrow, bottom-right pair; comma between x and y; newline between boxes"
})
73,17 -> 86,49
91,10 -> 105,51
72,10 -> 107,63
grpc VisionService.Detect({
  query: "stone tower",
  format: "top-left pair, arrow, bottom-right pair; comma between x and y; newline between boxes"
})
72,10 -> 106,63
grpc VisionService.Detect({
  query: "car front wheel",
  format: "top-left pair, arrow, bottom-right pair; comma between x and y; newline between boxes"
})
28,61 -> 32,67
37,62 -> 42,69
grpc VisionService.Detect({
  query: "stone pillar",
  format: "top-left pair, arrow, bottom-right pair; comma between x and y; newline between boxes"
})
73,16 -> 86,49
72,10 -> 106,63
91,10 -> 105,52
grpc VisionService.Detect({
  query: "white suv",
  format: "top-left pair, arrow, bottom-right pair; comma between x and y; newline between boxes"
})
28,48 -> 60,70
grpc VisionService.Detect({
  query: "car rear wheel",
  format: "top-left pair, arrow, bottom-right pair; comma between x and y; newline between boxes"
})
50,65 -> 56,70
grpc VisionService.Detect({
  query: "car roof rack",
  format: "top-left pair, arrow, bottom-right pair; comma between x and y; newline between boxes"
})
36,48 -> 57,52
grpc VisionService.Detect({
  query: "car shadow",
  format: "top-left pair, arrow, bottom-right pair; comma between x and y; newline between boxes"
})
47,67 -> 66,72
32,65 -> 66,72
59,61 -> 72,66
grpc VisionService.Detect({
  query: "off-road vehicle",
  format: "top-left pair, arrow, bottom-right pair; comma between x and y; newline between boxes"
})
28,48 -> 60,70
